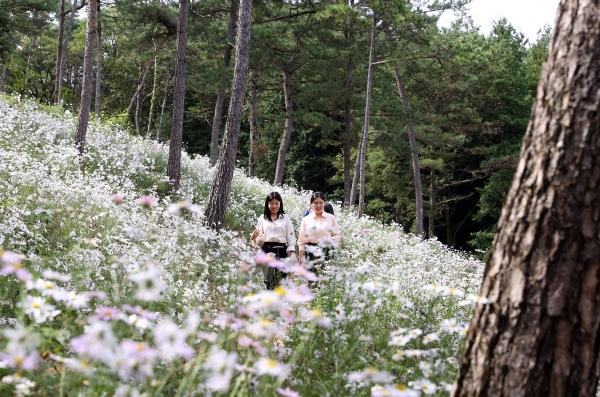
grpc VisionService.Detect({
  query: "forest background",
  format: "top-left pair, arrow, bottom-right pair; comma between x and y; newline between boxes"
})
0,0 -> 552,253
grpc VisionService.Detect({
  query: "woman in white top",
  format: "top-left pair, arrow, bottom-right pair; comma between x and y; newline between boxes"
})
298,192 -> 341,269
251,192 -> 296,289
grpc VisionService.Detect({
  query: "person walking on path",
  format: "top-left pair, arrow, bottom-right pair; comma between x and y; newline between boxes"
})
251,192 -> 296,289
298,192 -> 341,275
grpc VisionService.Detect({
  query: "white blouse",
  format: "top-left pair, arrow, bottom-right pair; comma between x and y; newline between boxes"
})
298,212 -> 341,251
254,214 -> 297,253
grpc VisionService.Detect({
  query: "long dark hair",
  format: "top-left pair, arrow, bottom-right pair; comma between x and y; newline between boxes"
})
263,191 -> 285,221
310,191 -> 327,204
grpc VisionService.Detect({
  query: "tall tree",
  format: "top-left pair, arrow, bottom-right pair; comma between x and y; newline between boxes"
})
74,0 -> 97,155
57,0 -> 78,105
205,0 -> 253,229
273,58 -> 296,186
454,1 -> 600,395
351,16 -> 376,217
248,75 -> 258,176
52,0 -> 66,104
393,66 -> 424,236
166,0 -> 190,190
94,0 -> 102,115
209,0 -> 238,166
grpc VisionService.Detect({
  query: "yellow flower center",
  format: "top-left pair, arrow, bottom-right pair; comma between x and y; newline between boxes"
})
274,286 -> 286,296
266,359 -> 278,368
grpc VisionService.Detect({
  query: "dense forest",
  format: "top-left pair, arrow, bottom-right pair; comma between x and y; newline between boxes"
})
0,0 -> 551,252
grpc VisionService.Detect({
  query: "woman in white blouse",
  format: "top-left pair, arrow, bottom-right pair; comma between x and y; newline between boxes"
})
298,192 -> 341,270
250,192 -> 296,289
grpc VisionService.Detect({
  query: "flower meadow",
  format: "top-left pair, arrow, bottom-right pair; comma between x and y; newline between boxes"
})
0,96 -> 487,396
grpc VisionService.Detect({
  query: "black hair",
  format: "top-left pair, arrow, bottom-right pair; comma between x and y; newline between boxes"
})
263,191 -> 285,221
310,191 -> 327,204
324,202 -> 335,215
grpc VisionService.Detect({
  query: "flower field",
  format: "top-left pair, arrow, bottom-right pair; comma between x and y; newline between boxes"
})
0,96 -> 486,396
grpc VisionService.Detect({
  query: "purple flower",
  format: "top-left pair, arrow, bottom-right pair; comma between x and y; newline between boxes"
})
277,387 -> 301,397
138,195 -> 157,209
93,306 -> 121,321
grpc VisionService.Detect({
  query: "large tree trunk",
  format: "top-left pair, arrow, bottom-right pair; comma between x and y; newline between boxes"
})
209,0 -> 238,166
273,65 -> 294,186
74,0 -> 97,155
394,66 -> 424,236
248,77 -> 258,176
205,0 -> 253,229
454,1 -> 600,396
57,0 -> 77,105
166,0 -> 190,190
53,0 -> 66,104
357,17 -> 376,217
94,0 -> 102,115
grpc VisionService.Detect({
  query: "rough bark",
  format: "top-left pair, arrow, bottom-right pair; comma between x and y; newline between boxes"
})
273,65 -> 294,186
357,17 -> 376,217
454,1 -> 600,395
166,0 -> 190,190
57,0 -> 77,105
205,0 -> 253,229
209,0 -> 238,166
74,0 -> 97,155
53,0 -> 66,104
248,77 -> 258,176
94,0 -> 102,115
394,66 -> 424,236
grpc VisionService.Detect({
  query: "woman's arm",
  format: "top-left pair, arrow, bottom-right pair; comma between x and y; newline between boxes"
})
329,215 -> 341,247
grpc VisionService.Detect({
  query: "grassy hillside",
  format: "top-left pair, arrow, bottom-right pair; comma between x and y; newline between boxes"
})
0,96 -> 485,396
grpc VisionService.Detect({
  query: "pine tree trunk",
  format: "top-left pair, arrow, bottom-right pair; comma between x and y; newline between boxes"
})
454,1 -> 600,395
57,0 -> 77,105
135,68 -> 142,134
248,77 -> 258,176
273,66 -> 294,186
94,0 -> 102,115
166,0 -> 190,190
157,74 -> 172,140
205,0 -> 253,229
428,170 -> 435,238
394,66 -> 424,236
209,0 -> 238,166
343,25 -> 354,207
53,0 -> 65,104
357,17 -> 376,217
349,144 -> 360,206
74,0 -> 97,155
146,38 -> 159,136
0,65 -> 7,92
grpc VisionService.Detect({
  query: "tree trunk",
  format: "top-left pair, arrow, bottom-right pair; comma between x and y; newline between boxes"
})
94,0 -> 102,115
205,0 -> 253,229
357,17 -> 376,217
57,0 -> 77,105
166,0 -> 190,190
209,0 -> 238,166
157,74 -> 172,140
127,41 -> 166,120
147,37 -> 159,136
248,77 -> 258,176
53,0 -> 65,104
273,66 -> 294,186
454,1 -> 600,395
394,66 -> 424,236
0,64 -> 7,92
428,170 -> 435,238
445,204 -> 453,246
135,66 -> 142,134
74,0 -> 97,155
342,25 -> 354,207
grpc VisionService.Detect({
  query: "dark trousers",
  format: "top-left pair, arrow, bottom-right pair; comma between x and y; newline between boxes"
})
304,243 -> 333,279
261,242 -> 288,290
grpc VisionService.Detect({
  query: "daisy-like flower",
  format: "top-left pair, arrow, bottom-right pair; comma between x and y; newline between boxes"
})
440,318 -> 468,335
422,333 -> 439,344
1,375 -> 36,396
347,367 -> 394,384
94,306 -> 121,321
408,379 -> 437,395
130,265 -> 165,302
389,328 -> 422,347
392,350 -> 425,360
255,357 -> 290,380
371,384 -> 419,397
299,308 -> 332,328
113,340 -> 158,381
20,296 -> 61,324
0,250 -> 31,282
459,293 -> 492,306
138,195 -> 157,208
277,387 -> 300,397
70,321 -> 117,365
0,350 -> 39,371
41,270 -> 71,282
167,200 -> 201,216
153,318 -> 194,361
203,346 -> 238,392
